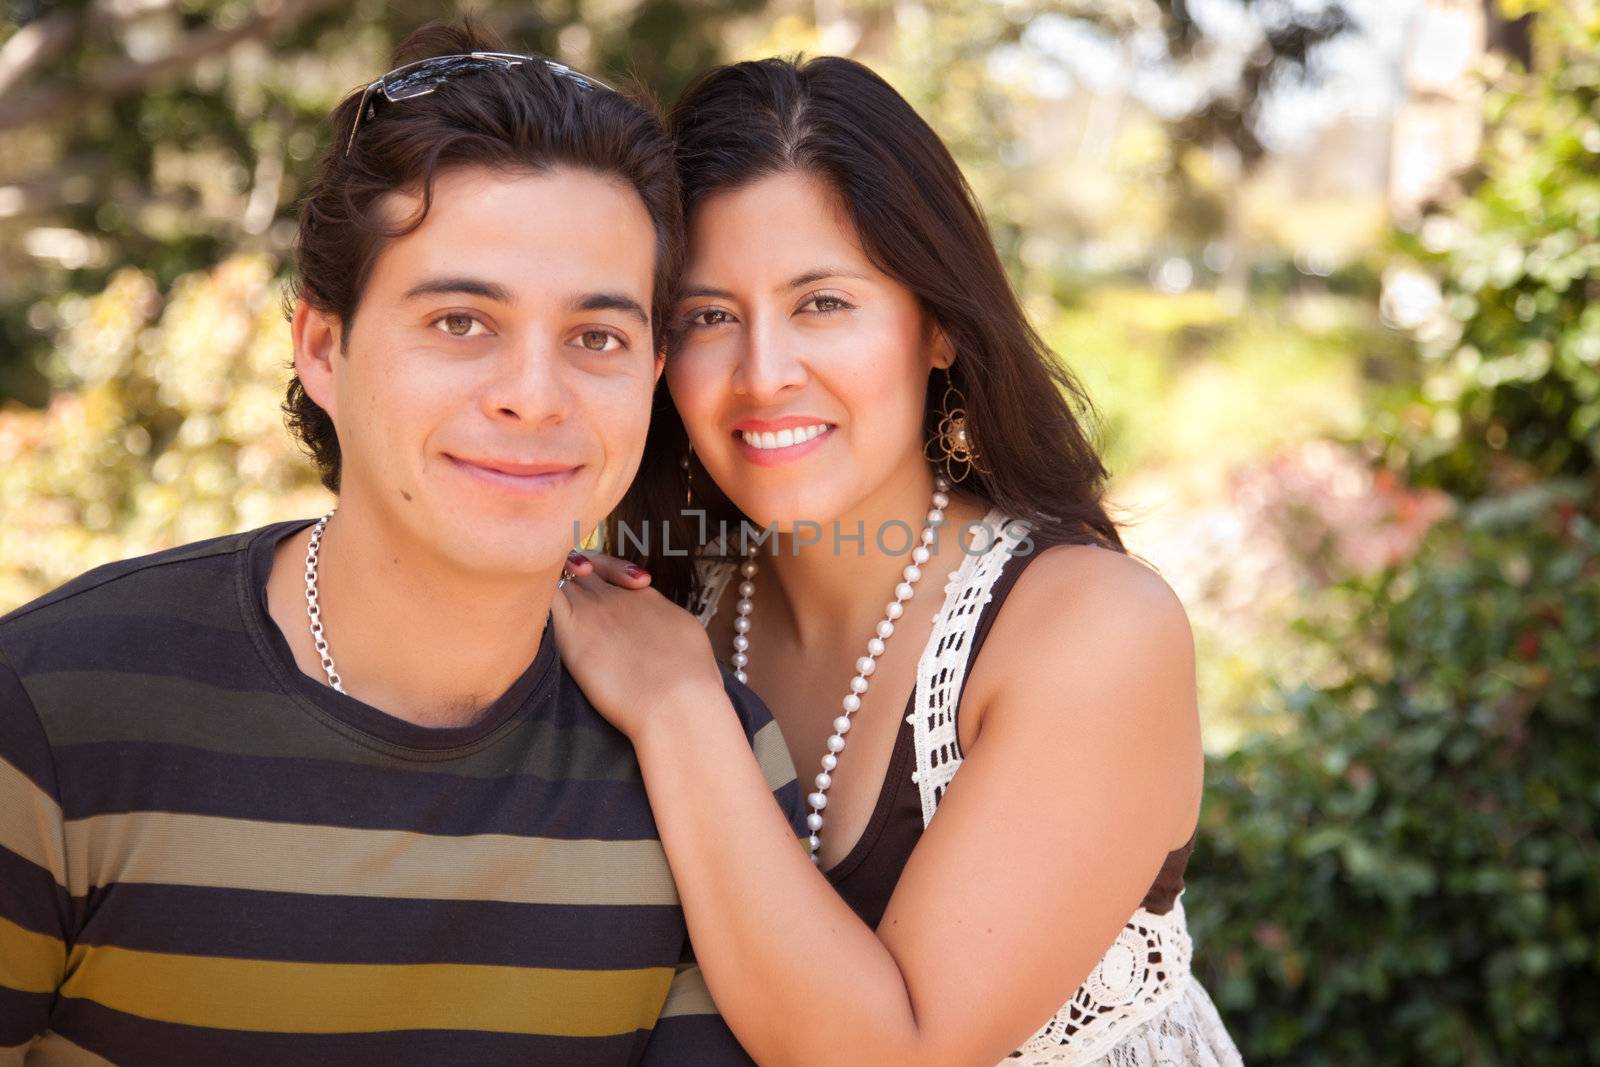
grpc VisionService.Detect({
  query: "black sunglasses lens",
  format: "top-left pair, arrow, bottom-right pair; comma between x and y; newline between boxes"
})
384,57 -> 510,102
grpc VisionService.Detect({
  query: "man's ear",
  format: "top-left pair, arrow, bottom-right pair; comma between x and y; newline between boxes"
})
292,298 -> 343,421
653,346 -> 667,386
928,323 -> 957,371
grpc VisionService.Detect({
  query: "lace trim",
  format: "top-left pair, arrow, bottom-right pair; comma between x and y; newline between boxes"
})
910,516 -> 1241,1067
908,507 -> 1025,824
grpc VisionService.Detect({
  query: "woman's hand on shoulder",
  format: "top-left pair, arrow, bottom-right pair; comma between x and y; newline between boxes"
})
551,555 -> 725,743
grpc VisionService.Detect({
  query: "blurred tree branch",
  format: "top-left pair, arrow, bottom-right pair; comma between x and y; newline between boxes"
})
0,0 -> 345,132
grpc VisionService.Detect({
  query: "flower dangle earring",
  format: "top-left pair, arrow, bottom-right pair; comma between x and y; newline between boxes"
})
924,371 -> 986,483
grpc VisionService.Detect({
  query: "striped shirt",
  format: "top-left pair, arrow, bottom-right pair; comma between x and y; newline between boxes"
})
0,520 -> 803,1065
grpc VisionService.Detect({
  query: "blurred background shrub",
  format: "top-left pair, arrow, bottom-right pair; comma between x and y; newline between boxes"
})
1,0 -> 1596,1061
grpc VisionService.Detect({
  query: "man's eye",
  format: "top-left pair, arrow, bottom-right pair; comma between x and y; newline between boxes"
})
577,330 -> 623,352
431,313 -> 487,337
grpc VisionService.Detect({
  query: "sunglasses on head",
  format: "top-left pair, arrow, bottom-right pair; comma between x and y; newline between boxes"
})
345,51 -> 616,157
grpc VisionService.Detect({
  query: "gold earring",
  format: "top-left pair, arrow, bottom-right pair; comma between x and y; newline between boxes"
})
924,377 -> 985,483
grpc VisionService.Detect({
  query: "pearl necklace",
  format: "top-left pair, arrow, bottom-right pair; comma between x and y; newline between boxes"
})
730,476 -> 951,864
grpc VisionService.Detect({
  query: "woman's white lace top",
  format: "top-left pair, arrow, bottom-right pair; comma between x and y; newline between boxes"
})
694,510 -> 1244,1066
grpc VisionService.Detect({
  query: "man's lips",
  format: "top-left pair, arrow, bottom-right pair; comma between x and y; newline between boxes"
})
444,454 -> 583,491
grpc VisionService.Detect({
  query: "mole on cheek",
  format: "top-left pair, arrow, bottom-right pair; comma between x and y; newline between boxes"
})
400,490 -> 413,502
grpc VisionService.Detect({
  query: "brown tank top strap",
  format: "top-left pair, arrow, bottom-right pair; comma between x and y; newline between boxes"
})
826,540 -> 1197,926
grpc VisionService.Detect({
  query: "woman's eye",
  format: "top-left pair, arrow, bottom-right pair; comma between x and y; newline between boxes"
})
576,330 -> 623,352
688,308 -> 733,328
431,313 -> 487,337
801,293 -> 853,315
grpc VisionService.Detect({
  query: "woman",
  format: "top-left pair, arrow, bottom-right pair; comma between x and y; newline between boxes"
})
551,56 -> 1243,1066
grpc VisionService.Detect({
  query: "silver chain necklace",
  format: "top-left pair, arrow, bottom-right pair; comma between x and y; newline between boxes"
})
732,475 -> 950,864
303,512 -> 344,693
301,512 -> 577,696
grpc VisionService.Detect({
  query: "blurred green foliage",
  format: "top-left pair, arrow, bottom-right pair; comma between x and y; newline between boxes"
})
0,255 -> 329,609
1392,0 -> 1600,496
1187,5 -> 1600,1061
1190,482 -> 1600,1066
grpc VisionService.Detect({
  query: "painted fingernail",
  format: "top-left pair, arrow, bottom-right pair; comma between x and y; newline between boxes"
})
625,564 -> 648,579
568,552 -> 589,566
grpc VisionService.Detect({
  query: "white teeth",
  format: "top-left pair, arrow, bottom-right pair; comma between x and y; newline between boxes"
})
739,424 -> 831,450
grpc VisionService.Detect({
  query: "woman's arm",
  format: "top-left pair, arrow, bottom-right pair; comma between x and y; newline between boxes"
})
553,545 -> 1202,1066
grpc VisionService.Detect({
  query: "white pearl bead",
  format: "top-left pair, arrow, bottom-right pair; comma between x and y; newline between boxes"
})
927,509 -> 943,523
733,670 -> 747,683
815,772 -> 832,790
736,600 -> 754,616
877,620 -> 895,639
867,638 -> 885,657
903,564 -> 922,582
738,581 -> 755,598
740,560 -> 758,578
886,601 -> 904,620
935,476 -> 949,490
895,582 -> 913,601
833,715 -> 852,735
912,546 -> 930,565
807,813 -> 824,831
809,834 -> 821,851
856,656 -> 876,676
732,635 -> 749,651
850,676 -> 869,694
932,491 -> 949,509
842,693 -> 861,713
821,753 -> 838,771
731,652 -> 748,668
809,791 -> 829,809
921,528 -> 936,545
825,733 -> 846,752
733,615 -> 751,634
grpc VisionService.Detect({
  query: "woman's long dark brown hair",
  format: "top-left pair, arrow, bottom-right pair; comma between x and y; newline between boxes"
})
607,55 -> 1124,606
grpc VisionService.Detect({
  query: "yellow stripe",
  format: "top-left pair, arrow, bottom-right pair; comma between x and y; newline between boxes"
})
659,962 -> 717,1019
0,754 -> 67,884
0,914 -> 64,995
60,943 -> 672,1037
10,1031 -> 116,1065
63,811 -> 679,905
752,719 -> 798,794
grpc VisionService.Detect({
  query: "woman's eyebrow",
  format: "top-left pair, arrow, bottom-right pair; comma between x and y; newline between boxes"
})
680,284 -> 737,300
783,267 -> 869,291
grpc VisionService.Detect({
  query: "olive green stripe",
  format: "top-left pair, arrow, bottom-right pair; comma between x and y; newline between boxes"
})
28,672 -> 642,781
0,755 -> 66,884
60,943 -> 672,1037
658,963 -> 717,1019
751,719 -> 797,794
63,810 -> 681,906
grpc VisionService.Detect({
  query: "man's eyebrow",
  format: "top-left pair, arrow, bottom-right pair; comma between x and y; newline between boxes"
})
402,277 -> 513,303
573,292 -> 650,326
783,267 -> 869,291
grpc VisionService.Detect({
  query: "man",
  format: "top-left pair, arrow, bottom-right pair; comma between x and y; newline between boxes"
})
0,22 -> 801,1065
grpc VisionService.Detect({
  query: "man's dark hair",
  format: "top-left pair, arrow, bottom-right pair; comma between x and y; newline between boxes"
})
284,20 -> 682,492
